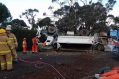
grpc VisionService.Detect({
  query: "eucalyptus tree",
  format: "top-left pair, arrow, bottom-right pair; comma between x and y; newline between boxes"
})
50,0 -> 116,35
37,17 -> 52,28
20,9 -> 39,30
0,3 -> 12,26
110,16 -> 119,30
11,19 -> 28,30
114,17 -> 119,25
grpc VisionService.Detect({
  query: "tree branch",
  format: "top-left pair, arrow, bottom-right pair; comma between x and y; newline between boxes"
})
80,0 -> 86,5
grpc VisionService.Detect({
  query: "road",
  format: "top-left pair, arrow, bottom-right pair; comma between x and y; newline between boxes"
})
0,48 -> 119,79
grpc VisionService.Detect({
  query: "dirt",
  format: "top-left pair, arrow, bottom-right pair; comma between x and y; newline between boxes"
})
0,49 -> 119,79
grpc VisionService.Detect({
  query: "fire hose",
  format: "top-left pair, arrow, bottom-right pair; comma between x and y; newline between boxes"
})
18,57 -> 65,79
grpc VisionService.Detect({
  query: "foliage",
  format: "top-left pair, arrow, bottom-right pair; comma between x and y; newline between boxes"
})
109,16 -> 119,30
50,0 -> 116,35
0,3 -> 12,25
105,0 -> 116,12
37,17 -> 52,27
109,24 -> 118,30
114,17 -> 119,24
21,8 -> 39,30
106,15 -> 119,30
10,19 -> 28,30
12,28 -> 37,51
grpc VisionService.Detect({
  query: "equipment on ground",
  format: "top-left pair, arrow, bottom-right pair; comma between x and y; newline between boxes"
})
95,66 -> 119,79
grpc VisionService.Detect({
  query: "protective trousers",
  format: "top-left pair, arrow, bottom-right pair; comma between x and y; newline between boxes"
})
32,44 -> 38,53
12,48 -> 17,59
23,46 -> 27,54
0,53 -> 12,70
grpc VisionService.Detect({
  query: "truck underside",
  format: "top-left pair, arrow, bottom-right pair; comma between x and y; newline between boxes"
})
57,36 -> 95,44
44,35 -> 96,50
38,26 -> 106,51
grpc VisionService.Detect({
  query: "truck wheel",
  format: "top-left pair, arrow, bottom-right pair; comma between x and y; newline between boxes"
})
47,26 -> 56,35
96,44 -> 104,51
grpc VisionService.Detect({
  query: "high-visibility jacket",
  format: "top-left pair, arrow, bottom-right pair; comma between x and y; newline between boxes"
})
0,33 -> 13,55
32,37 -> 39,45
22,38 -> 27,53
22,39 -> 27,48
7,33 -> 18,48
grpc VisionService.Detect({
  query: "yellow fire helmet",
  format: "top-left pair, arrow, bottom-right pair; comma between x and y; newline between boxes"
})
0,29 -> 6,34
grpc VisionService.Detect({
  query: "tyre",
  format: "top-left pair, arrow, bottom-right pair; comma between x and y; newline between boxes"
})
47,26 -> 56,35
95,43 -> 104,51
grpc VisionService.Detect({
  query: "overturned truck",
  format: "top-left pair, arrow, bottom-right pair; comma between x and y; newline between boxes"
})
38,26 -> 106,51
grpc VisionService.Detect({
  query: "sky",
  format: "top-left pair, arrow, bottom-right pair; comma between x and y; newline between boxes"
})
0,0 -> 119,20
0,0 -> 55,19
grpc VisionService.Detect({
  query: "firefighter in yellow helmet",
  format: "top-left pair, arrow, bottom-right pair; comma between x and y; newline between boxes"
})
6,25 -> 18,63
0,28 -> 13,70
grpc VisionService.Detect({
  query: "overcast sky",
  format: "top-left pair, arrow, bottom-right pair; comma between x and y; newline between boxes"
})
0,0 -> 53,19
0,0 -> 119,20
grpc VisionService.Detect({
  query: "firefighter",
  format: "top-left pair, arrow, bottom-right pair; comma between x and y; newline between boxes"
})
0,28 -> 13,70
22,38 -> 27,54
6,25 -> 18,62
32,36 -> 39,53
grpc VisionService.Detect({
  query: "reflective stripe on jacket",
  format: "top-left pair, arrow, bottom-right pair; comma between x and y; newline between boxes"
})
0,35 -> 13,55
0,42 -> 8,44
0,50 -> 11,55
